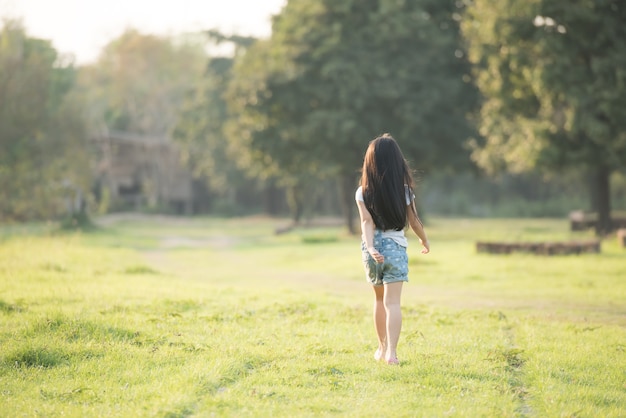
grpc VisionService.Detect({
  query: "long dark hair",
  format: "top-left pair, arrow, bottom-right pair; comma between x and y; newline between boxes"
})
360,134 -> 415,231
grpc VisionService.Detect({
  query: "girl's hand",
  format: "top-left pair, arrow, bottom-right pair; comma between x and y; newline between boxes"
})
368,247 -> 384,263
420,239 -> 430,254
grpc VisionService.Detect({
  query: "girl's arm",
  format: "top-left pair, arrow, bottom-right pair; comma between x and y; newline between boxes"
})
356,200 -> 384,263
408,202 -> 430,254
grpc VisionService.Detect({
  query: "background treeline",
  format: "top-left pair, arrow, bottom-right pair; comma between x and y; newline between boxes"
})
1,0 -> 625,233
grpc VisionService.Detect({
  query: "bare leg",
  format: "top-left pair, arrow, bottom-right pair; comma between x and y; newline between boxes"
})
372,285 -> 386,360
383,281 -> 403,364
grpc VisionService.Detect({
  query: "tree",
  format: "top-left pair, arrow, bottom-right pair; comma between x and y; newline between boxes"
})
225,34 -> 328,223
0,20 -> 90,222
463,0 -> 626,234
76,29 -> 210,213
173,38 -> 265,215
174,57 -> 237,192
227,0 -> 477,232
77,29 -> 207,136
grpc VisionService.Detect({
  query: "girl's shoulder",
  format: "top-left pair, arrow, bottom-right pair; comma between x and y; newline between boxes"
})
355,186 -> 364,202
404,184 -> 415,205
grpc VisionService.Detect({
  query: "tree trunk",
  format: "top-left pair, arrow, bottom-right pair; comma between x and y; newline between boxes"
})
286,184 -> 304,225
593,165 -> 612,236
263,181 -> 282,215
338,173 -> 357,235
588,172 -> 598,213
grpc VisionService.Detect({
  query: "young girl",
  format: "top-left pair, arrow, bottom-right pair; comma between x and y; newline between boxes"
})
355,133 -> 430,365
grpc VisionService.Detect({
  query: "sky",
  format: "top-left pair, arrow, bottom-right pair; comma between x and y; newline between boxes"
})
1,0 -> 286,64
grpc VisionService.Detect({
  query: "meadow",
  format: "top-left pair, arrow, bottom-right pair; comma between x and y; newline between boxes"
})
0,215 -> 624,417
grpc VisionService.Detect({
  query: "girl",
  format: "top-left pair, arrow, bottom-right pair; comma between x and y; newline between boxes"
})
355,134 -> 430,365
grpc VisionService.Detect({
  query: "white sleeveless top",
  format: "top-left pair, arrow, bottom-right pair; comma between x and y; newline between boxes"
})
355,186 -> 414,248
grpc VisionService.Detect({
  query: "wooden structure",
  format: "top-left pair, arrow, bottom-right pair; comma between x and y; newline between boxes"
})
476,241 -> 601,255
92,131 -> 193,214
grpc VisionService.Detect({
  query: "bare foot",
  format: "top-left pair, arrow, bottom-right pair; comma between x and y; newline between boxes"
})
386,357 -> 399,365
374,347 -> 385,361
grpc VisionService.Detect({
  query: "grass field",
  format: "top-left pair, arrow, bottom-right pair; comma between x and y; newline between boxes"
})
0,215 -> 624,417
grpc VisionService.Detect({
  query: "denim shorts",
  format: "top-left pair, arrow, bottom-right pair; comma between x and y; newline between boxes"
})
361,230 -> 409,286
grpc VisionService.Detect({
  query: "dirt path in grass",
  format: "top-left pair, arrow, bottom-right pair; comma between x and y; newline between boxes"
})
97,214 -> 626,326
96,213 -> 241,272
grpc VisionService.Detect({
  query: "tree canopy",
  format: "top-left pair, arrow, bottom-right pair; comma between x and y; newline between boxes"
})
5,0 -> 625,226
463,0 -> 626,233
0,20 -> 90,221
226,0 -> 477,231
172,33 -> 273,215
77,29 -> 207,137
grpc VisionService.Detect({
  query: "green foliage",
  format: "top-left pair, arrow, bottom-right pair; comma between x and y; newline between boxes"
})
421,171 -> 597,217
465,0 -> 626,171
77,29 -> 207,136
1,216 -> 624,416
462,0 -> 626,231
224,35 -> 324,222
175,57 -> 236,190
173,51 -> 262,215
0,20 -> 91,222
226,0 -> 478,230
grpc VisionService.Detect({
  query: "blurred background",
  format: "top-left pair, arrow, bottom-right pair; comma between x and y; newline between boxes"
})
1,0 -> 625,235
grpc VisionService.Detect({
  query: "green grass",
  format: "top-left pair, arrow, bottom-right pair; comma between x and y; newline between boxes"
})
0,215 -> 624,417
